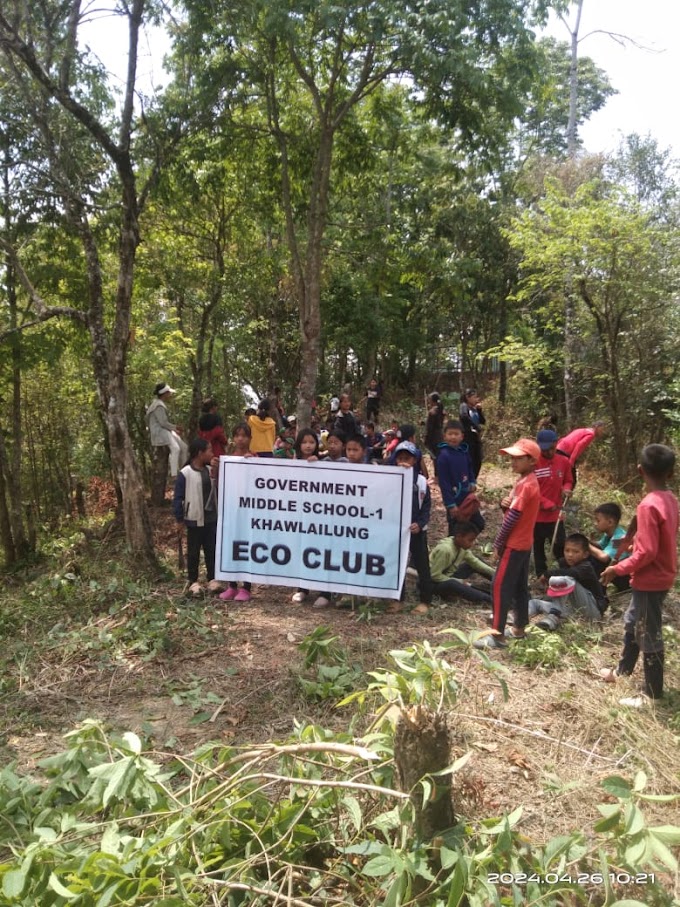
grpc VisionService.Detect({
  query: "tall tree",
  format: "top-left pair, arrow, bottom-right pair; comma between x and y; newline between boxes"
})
0,0 -> 177,565
177,0 -> 546,424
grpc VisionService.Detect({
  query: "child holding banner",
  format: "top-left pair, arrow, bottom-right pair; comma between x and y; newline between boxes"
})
395,441 -> 433,611
324,430 -> 348,462
173,438 -> 219,597
220,423 -> 257,602
291,430 -> 320,604
346,434 -> 369,464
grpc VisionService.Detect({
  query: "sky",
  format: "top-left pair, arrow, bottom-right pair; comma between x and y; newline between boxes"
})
81,0 -> 680,159
543,0 -> 680,157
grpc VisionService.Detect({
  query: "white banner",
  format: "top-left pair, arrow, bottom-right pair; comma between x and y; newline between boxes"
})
215,458 -> 412,599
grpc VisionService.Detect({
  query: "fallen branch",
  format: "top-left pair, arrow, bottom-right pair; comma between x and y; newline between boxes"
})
457,712 -> 620,763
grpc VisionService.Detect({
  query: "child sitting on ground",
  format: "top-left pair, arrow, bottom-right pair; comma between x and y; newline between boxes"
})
588,502 -> 630,591
599,444 -> 678,706
528,532 -> 606,630
429,521 -> 494,605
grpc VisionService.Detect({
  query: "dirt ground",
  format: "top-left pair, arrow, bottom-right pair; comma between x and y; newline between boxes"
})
4,461 -> 680,848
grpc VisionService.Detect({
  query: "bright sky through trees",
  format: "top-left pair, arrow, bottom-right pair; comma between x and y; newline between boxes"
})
81,1 -> 680,157
545,0 -> 680,156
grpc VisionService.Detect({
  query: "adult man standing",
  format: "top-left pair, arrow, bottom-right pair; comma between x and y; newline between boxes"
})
146,382 -> 186,505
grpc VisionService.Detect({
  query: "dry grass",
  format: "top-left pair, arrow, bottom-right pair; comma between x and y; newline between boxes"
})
2,461 -> 679,856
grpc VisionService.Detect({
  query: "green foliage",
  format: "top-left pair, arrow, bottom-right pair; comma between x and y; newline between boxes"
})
509,624 -> 594,670
0,719 -> 677,906
297,627 -> 363,702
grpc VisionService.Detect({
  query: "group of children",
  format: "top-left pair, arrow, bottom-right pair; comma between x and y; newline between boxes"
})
470,435 -> 677,709
170,387 -> 677,707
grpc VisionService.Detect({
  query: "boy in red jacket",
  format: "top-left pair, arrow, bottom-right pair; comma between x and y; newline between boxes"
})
600,444 -> 678,706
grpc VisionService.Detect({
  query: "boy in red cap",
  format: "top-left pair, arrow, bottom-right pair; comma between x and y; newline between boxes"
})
475,438 -> 541,649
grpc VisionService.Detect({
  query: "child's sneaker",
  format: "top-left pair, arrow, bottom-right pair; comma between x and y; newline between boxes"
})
312,595 -> 332,609
189,582 -> 203,597
619,694 -> 650,709
219,587 -> 237,602
473,633 -> 507,650
207,579 -> 223,593
536,613 -> 560,631
292,591 -> 308,603
234,588 -> 252,602
504,627 -> 526,639
599,667 -> 618,683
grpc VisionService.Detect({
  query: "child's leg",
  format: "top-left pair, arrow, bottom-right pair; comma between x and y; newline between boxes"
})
410,532 -> 432,604
567,582 -> 600,620
491,549 -> 523,634
434,578 -> 491,604
636,590 -> 666,699
528,598 -> 553,617
532,524 -> 550,577
512,550 -> 531,631
186,527 -> 201,584
203,524 -> 217,581
617,594 -> 640,676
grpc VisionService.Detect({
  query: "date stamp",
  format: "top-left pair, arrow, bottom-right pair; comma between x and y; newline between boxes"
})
487,872 -> 655,886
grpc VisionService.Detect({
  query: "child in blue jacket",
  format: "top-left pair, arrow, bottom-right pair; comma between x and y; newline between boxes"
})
437,420 -> 484,536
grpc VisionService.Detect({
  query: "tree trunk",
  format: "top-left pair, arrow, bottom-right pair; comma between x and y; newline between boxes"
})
566,0 -> 584,158
0,431 -> 17,565
394,705 -> 455,842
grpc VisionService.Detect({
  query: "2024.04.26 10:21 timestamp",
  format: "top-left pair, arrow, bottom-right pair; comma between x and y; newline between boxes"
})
487,871 -> 655,886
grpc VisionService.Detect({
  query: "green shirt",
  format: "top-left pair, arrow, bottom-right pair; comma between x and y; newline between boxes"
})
429,537 -> 494,584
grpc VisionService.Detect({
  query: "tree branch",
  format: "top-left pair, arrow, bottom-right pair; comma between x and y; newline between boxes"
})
0,238 -> 88,331
0,308 -> 88,342
0,9 -> 123,166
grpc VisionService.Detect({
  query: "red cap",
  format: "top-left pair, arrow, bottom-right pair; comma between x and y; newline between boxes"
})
499,438 -> 541,461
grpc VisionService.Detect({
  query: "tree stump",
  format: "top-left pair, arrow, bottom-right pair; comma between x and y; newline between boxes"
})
394,705 -> 454,842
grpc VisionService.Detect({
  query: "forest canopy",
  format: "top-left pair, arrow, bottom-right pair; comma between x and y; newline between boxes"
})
0,0 -> 678,563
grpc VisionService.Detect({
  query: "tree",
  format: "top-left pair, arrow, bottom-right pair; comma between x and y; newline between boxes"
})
177,0 -> 547,425
0,0 -> 178,565
508,176 -> 680,477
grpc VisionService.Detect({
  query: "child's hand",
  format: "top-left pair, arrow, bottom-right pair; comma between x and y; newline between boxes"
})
410,522 -> 420,534
500,495 -> 511,510
600,565 -> 617,585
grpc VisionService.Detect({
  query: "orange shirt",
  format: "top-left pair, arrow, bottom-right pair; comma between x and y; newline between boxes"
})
507,472 -> 540,550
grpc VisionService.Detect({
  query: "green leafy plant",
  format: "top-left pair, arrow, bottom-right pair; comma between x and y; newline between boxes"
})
297,627 -> 363,702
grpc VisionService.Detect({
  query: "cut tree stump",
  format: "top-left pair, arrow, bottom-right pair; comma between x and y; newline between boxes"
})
394,704 -> 455,842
